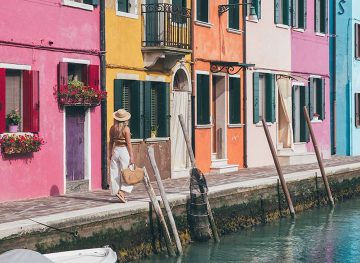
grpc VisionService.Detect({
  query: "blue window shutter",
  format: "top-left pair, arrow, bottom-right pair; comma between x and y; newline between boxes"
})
274,0 -> 280,24
318,78 -> 325,120
325,0 -> 328,34
309,78 -> 314,118
144,82 -> 152,138
315,0 -> 320,32
257,0 -> 262,19
114,79 -> 123,111
284,0 -> 291,26
253,72 -> 260,123
266,74 -> 276,123
292,0 -> 297,27
303,0 -> 307,29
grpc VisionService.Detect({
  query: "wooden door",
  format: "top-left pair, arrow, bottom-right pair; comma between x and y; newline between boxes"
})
66,107 -> 85,181
212,77 -> 217,154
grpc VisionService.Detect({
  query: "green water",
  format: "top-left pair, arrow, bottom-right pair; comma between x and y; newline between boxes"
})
137,198 -> 360,262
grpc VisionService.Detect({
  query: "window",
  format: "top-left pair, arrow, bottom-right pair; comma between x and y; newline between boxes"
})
292,0 -> 306,29
355,93 -> 360,128
247,0 -> 261,20
173,0 -> 187,24
114,80 -> 170,139
309,77 -> 325,120
229,77 -> 241,124
196,0 -> 208,23
116,0 -> 137,16
63,0 -> 98,10
315,0 -> 328,34
196,74 -> 210,125
68,63 -> 87,83
0,68 -> 39,133
274,0 -> 290,26
355,24 -> 360,59
253,72 -> 276,123
229,0 -> 239,30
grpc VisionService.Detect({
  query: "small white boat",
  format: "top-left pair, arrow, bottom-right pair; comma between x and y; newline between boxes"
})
0,247 -> 117,263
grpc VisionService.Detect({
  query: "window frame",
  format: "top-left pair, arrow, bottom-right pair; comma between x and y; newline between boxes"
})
292,0 -> 306,29
275,0 -> 291,26
115,0 -> 139,19
228,0 -> 240,30
247,0 -> 261,21
355,93 -> 360,128
196,0 -> 209,23
309,76 -> 325,121
355,23 -> 360,59
196,72 -> 210,126
63,0 -> 95,11
314,0 -> 328,34
228,75 -> 241,125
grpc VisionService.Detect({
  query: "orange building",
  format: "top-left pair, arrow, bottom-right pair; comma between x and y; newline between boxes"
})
193,0 -> 251,173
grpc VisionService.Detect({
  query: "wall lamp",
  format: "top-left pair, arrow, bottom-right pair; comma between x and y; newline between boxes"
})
218,1 -> 258,22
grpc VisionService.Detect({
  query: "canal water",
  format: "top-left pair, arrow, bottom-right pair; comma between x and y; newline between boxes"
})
136,198 -> 360,262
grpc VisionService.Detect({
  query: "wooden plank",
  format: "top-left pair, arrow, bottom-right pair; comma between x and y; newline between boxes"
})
148,146 -> 183,255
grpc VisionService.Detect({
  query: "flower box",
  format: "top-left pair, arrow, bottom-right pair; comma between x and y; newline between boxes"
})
0,134 -> 45,155
57,80 -> 106,107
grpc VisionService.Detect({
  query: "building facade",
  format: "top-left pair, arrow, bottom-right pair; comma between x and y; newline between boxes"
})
193,0 -> 246,173
334,0 -> 360,156
246,0 -> 330,167
0,0 -> 101,201
105,0 -> 192,179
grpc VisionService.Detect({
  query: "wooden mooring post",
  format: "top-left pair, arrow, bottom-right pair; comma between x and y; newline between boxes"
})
261,117 -> 296,218
178,114 -> 220,243
147,146 -> 183,255
303,106 -> 335,207
143,167 -> 176,257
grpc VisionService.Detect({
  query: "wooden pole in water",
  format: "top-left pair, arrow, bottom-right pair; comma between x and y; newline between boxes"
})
261,117 -> 296,218
147,146 -> 183,255
178,114 -> 220,243
303,106 -> 335,207
143,167 -> 176,257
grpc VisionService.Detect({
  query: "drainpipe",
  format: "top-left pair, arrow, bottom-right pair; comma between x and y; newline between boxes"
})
243,2 -> 248,168
191,0 -> 196,156
332,1 -> 336,155
100,0 -> 108,189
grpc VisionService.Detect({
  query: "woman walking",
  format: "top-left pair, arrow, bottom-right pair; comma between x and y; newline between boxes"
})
109,109 -> 135,203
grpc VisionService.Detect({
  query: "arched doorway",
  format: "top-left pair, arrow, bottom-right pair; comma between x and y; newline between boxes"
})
171,66 -> 191,178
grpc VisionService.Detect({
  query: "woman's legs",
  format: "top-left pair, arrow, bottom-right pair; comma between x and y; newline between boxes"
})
118,147 -> 134,194
110,149 -> 121,196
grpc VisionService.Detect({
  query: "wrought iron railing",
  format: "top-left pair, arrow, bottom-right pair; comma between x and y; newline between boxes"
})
142,3 -> 191,50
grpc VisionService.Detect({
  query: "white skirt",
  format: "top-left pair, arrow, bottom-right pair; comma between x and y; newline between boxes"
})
110,146 -> 134,195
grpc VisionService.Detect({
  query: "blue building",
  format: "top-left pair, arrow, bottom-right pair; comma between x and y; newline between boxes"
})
332,0 -> 360,155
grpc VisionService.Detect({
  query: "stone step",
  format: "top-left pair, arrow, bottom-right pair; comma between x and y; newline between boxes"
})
293,143 -> 307,153
277,151 -> 317,166
211,158 -> 228,167
210,164 -> 239,174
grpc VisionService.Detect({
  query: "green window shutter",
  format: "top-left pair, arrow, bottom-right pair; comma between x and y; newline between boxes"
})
130,81 -> 144,139
144,82 -> 152,138
196,74 -> 210,125
117,0 -> 128,12
257,0 -> 262,19
197,0 -> 208,23
309,78 -> 314,118
292,0 -> 297,27
325,0 -> 328,34
303,0 -> 307,29
292,86 -> 296,140
266,74 -> 276,123
158,83 -> 170,137
284,0 -> 291,26
229,0 -> 239,30
274,0 -> 280,24
229,77 -> 241,124
300,86 -> 309,142
318,78 -> 325,120
253,72 -> 260,123
114,79 -> 124,111
315,0 -> 320,32
305,85 -> 310,142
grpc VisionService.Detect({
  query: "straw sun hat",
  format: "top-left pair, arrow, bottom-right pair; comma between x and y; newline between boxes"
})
113,109 -> 131,122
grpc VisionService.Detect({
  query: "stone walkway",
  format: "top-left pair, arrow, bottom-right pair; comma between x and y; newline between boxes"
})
1,156 -> 360,225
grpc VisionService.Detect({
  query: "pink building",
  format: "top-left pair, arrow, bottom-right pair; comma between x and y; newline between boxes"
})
291,0 -> 331,159
0,0 -> 101,201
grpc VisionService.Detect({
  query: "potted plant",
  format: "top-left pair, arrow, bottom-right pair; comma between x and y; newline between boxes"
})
313,113 -> 320,121
151,125 -> 158,138
6,110 -> 21,132
0,134 -> 45,155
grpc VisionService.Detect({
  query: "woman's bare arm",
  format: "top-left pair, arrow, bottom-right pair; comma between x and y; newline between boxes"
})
124,126 -> 135,164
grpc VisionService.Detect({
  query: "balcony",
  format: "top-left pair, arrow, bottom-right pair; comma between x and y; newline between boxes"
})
141,3 -> 192,70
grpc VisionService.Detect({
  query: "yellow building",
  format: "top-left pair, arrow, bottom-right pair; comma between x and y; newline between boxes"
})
105,0 -> 192,179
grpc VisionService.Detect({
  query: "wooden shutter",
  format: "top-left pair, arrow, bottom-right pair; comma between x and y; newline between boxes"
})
58,62 -> 68,90
266,74 -> 276,123
325,0 -> 328,34
253,72 -> 260,123
292,86 -> 296,140
274,0 -> 280,24
309,78 -> 314,118
318,78 -> 325,120
197,0 -> 208,23
285,0 -> 291,26
257,0 -> 262,19
196,74 -> 210,125
158,83 -> 170,137
292,0 -> 297,27
303,0 -> 307,29
300,86 -> 309,142
144,82 -> 152,138
23,70 -> 40,133
0,69 -> 5,133
114,79 -> 123,111
315,0 -> 320,32
229,0 -> 239,30
130,81 -> 144,139
229,77 -> 241,124
87,65 -> 100,91
356,24 -> 359,58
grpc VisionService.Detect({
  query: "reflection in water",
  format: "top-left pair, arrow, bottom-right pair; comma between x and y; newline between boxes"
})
136,199 -> 360,262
